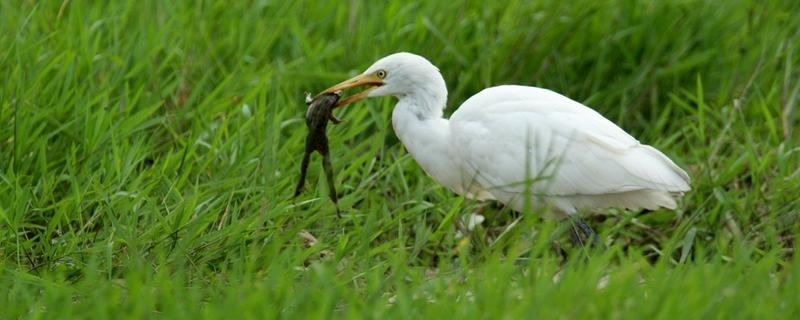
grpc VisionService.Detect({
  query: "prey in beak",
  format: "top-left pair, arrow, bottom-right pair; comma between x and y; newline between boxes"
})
294,91 -> 344,215
318,72 -> 385,108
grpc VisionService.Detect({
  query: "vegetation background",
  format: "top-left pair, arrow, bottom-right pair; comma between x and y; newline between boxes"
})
2,0 -> 799,318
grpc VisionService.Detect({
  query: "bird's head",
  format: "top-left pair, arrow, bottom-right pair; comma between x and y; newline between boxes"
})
319,52 -> 446,108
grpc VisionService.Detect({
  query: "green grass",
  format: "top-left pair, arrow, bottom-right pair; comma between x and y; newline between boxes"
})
2,0 -> 800,318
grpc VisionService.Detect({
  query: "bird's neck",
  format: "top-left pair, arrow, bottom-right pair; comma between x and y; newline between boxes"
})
391,92 -> 460,192
402,80 -> 447,117
391,85 -> 449,141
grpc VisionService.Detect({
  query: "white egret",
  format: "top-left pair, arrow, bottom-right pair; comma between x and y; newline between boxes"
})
321,52 -> 690,242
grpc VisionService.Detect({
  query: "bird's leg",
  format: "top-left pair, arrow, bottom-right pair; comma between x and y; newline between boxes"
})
568,215 -> 600,248
294,150 -> 312,197
321,150 -> 341,217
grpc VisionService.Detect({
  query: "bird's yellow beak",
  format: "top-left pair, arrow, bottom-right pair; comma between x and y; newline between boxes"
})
319,73 -> 384,108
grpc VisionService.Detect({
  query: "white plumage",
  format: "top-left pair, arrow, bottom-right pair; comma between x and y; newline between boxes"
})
323,52 -> 690,218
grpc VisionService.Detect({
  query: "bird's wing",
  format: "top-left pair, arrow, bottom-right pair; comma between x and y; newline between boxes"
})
449,85 -> 690,197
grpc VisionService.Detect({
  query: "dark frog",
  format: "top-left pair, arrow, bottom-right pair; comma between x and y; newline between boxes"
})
294,91 -> 343,209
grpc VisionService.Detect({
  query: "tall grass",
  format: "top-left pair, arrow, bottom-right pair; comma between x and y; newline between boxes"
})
2,0 -> 799,318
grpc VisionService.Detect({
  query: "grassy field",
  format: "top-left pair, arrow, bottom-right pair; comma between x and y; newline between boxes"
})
2,0 -> 800,318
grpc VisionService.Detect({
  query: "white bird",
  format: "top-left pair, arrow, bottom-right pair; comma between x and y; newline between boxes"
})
321,52 -> 690,241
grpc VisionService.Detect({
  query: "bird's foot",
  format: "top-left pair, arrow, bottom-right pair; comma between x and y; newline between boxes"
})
568,216 -> 601,249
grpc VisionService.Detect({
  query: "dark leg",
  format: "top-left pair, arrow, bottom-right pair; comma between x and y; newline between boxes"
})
568,216 -> 600,248
294,151 -> 312,197
321,151 -> 341,217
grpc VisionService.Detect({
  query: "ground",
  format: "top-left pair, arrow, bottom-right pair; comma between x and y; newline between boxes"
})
2,0 -> 799,318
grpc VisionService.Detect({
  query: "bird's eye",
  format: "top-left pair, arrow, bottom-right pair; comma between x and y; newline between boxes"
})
376,70 -> 387,79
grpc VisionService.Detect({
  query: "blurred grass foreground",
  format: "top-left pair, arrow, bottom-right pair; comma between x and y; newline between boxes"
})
2,1 -> 800,318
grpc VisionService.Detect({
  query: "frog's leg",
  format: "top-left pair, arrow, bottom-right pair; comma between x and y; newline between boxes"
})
321,150 -> 341,217
294,150 -> 312,197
